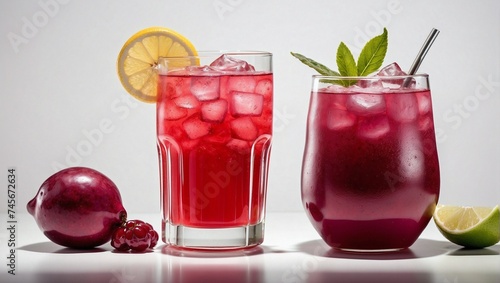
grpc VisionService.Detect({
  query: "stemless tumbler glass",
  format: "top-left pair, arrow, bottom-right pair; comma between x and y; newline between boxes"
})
156,51 -> 273,249
301,75 -> 440,251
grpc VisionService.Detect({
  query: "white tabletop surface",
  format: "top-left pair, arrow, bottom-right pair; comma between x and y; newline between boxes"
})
1,212 -> 499,283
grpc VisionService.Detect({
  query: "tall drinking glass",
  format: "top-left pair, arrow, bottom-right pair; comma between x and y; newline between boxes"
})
157,51 -> 273,249
301,75 -> 440,251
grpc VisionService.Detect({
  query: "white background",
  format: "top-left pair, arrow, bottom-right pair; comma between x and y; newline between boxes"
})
1,0 -> 499,215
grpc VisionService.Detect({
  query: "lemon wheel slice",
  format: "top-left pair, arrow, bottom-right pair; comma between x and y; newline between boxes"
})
117,27 -> 197,103
433,204 -> 500,248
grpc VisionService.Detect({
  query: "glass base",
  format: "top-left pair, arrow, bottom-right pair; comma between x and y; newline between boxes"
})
162,220 -> 264,250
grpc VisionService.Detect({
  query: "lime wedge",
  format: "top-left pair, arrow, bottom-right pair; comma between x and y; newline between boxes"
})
433,205 -> 499,248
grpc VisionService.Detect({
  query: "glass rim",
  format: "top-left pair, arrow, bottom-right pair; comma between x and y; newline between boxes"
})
158,50 -> 272,59
312,74 -> 429,80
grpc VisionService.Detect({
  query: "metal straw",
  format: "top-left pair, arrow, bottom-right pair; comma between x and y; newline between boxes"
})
403,28 -> 440,87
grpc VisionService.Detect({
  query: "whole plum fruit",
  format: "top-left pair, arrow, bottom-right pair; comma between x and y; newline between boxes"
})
27,167 -> 127,249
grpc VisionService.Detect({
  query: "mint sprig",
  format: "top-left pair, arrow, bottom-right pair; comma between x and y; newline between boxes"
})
337,42 -> 357,77
357,28 -> 388,76
291,28 -> 388,86
289,52 -> 340,76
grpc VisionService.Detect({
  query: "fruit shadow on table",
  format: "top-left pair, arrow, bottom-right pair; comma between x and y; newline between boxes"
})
294,238 -> 469,260
446,245 -> 499,256
18,241 -> 109,254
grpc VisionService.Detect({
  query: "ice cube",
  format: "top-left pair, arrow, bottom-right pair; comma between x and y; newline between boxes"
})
378,62 -> 406,76
326,93 -> 348,110
345,94 -> 386,115
230,117 -> 258,141
230,91 -> 264,117
173,95 -> 200,109
253,113 -> 272,135
201,100 -> 228,123
418,116 -> 433,131
182,114 -> 212,139
160,101 -> 187,120
226,139 -> 251,154
357,115 -> 390,139
165,77 -> 191,99
399,127 -> 424,181
386,93 -> 418,123
255,79 -> 273,98
190,76 -> 220,101
210,54 -> 255,72
416,91 -> 431,115
186,65 -> 220,74
326,109 -> 356,130
377,62 -> 407,87
227,76 -> 257,93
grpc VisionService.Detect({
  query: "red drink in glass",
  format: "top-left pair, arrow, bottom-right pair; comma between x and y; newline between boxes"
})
302,75 -> 440,251
157,52 -> 272,249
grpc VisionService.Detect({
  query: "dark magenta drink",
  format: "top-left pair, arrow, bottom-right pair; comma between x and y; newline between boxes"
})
302,75 -> 440,251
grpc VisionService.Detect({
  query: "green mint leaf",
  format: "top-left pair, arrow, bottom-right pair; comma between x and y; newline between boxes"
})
357,28 -> 388,76
336,42 -> 357,77
290,27 -> 389,87
290,52 -> 340,76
